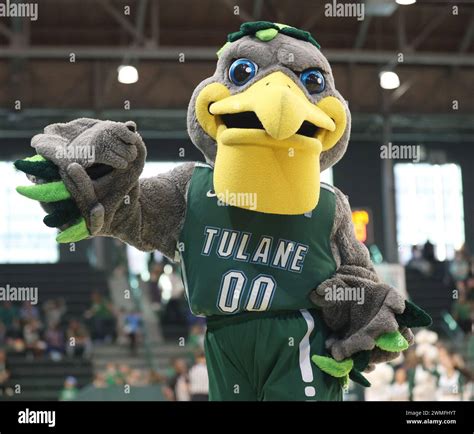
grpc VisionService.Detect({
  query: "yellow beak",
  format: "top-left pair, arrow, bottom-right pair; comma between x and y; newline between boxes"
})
210,71 -> 335,140
194,71 -> 347,215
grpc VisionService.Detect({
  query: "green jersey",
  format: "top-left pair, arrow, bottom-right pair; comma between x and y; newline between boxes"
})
178,164 -> 337,317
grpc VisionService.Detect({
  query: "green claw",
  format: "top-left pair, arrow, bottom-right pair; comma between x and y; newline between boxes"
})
312,301 -> 427,389
375,330 -> 409,352
352,350 -> 371,372
24,155 -> 46,162
43,199 -> 82,228
396,300 -> 432,328
17,181 -> 70,202
56,218 -> 90,243
312,354 -> 372,388
312,355 -> 354,378
14,156 -> 60,181
349,369 -> 371,387
312,355 -> 372,388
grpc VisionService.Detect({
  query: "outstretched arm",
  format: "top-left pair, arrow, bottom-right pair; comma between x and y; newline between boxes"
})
105,163 -> 195,257
15,118 -> 195,259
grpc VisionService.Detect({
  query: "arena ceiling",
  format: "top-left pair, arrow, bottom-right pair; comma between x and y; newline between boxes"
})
0,0 -> 473,143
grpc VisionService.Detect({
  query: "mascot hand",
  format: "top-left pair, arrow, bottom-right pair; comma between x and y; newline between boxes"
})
310,269 -> 431,387
14,118 -> 146,243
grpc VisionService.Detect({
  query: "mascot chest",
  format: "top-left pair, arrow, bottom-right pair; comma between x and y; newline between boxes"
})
176,165 -> 338,317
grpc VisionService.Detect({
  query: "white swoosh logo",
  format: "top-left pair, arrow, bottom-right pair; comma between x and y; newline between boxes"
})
206,190 -> 217,198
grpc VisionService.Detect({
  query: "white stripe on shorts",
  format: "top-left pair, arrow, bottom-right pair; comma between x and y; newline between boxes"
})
299,309 -> 316,398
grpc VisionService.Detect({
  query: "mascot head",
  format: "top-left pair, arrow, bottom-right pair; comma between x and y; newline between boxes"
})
187,21 -> 350,215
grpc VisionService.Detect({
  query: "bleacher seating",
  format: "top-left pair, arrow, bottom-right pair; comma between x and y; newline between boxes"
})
0,263 -> 110,323
0,263 -> 109,400
1,353 -> 93,401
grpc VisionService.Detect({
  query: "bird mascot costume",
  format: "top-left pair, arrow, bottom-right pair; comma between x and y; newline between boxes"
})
15,22 -> 431,401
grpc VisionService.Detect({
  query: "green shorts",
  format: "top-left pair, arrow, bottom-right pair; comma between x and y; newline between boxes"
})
205,309 -> 343,401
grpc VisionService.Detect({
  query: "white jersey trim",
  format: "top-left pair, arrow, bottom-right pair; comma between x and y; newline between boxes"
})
195,162 -> 213,169
320,182 -> 335,194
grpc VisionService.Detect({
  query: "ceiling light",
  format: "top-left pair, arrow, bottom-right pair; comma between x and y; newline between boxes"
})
379,70 -> 400,89
117,65 -> 139,84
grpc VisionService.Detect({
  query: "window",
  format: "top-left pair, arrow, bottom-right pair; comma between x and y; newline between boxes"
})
0,161 -> 59,263
321,168 -> 333,185
395,163 -> 465,262
141,161 -> 182,178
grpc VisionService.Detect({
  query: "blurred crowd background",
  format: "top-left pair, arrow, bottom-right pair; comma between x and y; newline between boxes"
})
1,242 -> 473,401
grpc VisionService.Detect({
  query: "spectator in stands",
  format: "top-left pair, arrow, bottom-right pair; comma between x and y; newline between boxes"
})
0,349 -> 10,396
390,367 -> 410,401
43,298 -> 66,328
422,240 -> 436,263
364,364 -> 393,401
116,363 -> 131,385
148,368 -> 165,385
44,322 -> 65,361
123,310 -> 143,356
84,292 -> 116,343
162,358 -> 190,402
94,363 -> 157,389
451,291 -> 473,334
5,318 -> 25,353
436,347 -> 463,401
412,336 -> 439,401
127,369 -> 147,386
23,318 -> 46,358
66,319 -> 92,359
19,301 -> 40,323
412,367 -> 438,401
406,245 -> 432,276
59,376 -> 79,401
449,250 -> 471,290
0,302 -> 19,331
104,362 -> 121,386
452,352 -> 474,401
187,323 -> 206,352
188,351 -> 209,401
97,363 -> 155,388
93,372 -> 107,388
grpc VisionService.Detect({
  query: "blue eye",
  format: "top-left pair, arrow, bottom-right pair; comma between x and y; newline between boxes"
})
229,58 -> 258,86
300,69 -> 326,94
